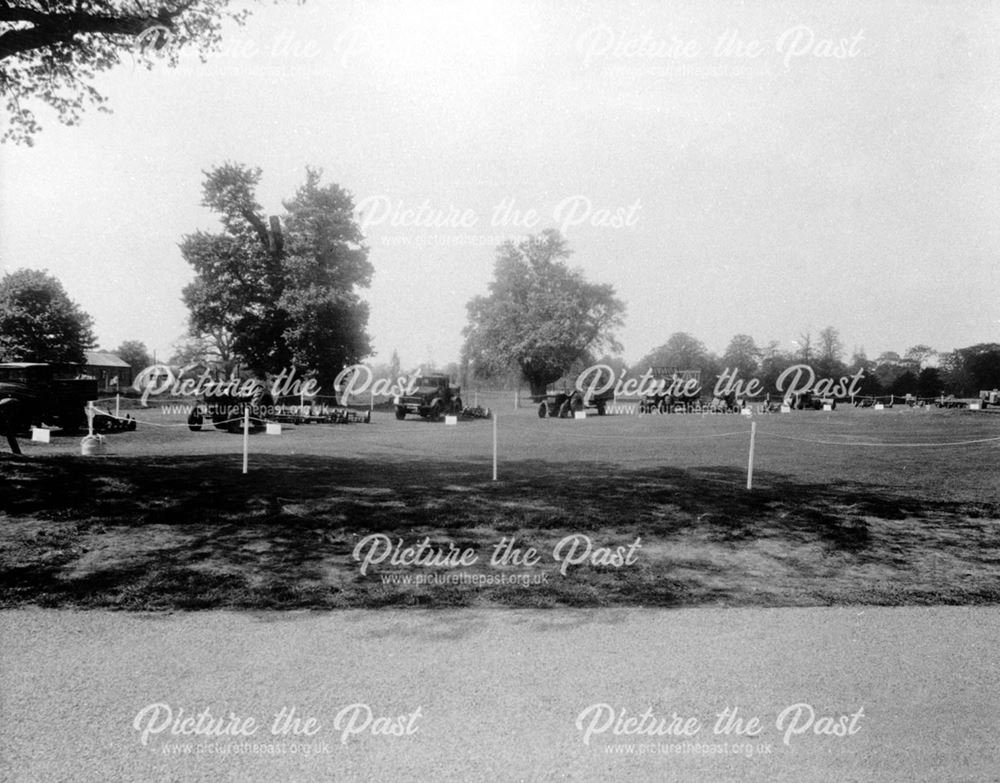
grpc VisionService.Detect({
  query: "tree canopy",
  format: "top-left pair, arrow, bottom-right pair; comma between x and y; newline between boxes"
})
721,334 -> 761,378
0,1 -> 282,145
0,268 -> 96,362
462,230 -> 625,397
180,163 -> 372,389
633,332 -> 711,375
941,343 -> 1000,395
113,339 -> 152,376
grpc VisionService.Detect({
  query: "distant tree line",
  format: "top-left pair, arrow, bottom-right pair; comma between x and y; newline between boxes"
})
2,265 -> 998,400
624,331 -> 1000,398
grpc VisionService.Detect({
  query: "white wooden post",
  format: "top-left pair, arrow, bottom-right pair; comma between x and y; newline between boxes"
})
242,406 -> 250,474
492,414 -> 498,481
746,421 -> 757,490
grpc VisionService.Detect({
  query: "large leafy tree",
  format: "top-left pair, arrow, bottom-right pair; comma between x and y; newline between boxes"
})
633,332 -> 712,374
0,1 -> 283,145
181,163 -> 287,376
941,343 -> 1000,395
278,168 -> 372,390
463,230 -> 625,398
112,339 -> 152,376
180,163 -> 372,388
632,331 -> 719,391
0,268 -> 96,362
721,333 -> 761,378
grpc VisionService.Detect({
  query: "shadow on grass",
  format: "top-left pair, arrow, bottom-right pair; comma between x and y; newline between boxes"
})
1,453 -> 997,609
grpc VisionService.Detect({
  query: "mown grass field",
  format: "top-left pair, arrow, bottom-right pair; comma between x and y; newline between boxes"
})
1,403 -> 999,609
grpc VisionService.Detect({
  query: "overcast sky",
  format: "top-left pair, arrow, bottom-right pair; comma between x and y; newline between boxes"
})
1,0 -> 998,370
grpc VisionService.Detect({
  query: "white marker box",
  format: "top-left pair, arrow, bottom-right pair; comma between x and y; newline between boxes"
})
31,427 -> 51,443
265,423 -> 282,435
874,404 -> 885,410
574,411 -> 587,419
780,405 -> 791,413
444,415 -> 458,425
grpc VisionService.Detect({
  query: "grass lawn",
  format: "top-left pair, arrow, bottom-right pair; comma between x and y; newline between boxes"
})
1,404 -> 999,609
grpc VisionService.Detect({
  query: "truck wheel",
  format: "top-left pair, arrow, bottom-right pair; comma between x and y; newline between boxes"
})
538,402 -> 547,418
558,400 -> 572,418
395,406 -> 406,420
187,409 -> 203,431
430,400 -> 443,421
596,401 -> 606,416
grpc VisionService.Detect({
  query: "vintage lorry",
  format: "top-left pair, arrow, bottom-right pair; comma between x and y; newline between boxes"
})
0,362 -> 98,435
394,374 -> 464,420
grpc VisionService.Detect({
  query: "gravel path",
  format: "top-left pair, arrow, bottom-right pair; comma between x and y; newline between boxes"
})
2,607 -> 998,782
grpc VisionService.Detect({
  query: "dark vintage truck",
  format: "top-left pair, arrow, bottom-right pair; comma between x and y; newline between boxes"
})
394,374 -> 463,420
0,362 -> 98,435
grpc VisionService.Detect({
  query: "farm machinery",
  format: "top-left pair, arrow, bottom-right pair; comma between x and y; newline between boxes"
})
783,391 -> 837,410
89,405 -> 137,433
0,362 -> 99,449
536,383 -> 614,417
639,390 -> 701,413
707,390 -> 747,413
187,388 -> 276,433
637,368 -> 702,413
537,389 -> 585,418
270,395 -> 371,425
980,390 -> 1000,408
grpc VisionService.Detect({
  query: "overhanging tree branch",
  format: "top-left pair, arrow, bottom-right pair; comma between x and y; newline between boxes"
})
1,1 -> 262,145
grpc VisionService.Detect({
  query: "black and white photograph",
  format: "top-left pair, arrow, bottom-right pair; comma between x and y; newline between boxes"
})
1,1 -> 999,781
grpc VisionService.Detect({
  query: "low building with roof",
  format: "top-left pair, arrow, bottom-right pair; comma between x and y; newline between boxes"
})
83,351 -> 132,392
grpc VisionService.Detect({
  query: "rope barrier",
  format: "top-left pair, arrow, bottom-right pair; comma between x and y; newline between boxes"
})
537,427 -> 751,441
63,396 -> 1000,492
124,416 -> 246,429
761,431 -> 1000,448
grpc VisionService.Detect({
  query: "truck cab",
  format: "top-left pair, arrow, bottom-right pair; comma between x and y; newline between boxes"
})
395,374 -> 463,420
0,362 -> 98,433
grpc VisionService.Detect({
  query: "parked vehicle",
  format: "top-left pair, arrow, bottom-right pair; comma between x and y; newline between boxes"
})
0,362 -> 98,435
537,389 -> 586,418
187,385 -> 275,433
395,375 -> 463,420
783,391 -> 836,410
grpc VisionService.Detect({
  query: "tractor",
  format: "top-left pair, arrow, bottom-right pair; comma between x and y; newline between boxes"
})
707,390 -> 745,413
640,389 -> 702,413
783,391 -> 836,410
536,389 -> 586,418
